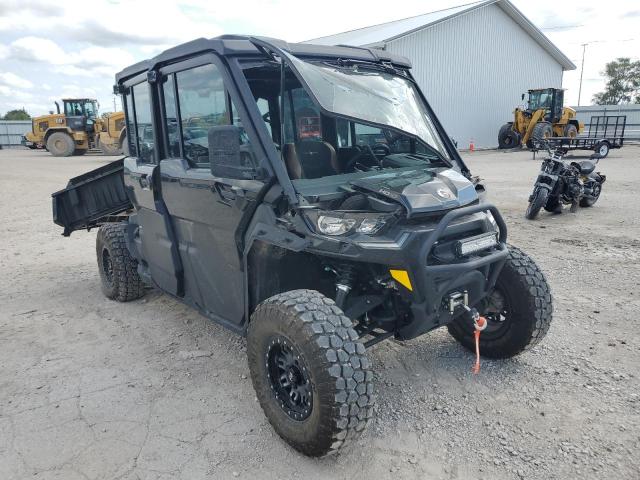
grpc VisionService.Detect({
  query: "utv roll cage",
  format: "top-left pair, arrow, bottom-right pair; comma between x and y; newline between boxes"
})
113,35 -> 471,206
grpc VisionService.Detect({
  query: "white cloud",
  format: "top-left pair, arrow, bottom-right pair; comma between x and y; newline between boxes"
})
0,72 -> 33,89
8,36 -> 135,77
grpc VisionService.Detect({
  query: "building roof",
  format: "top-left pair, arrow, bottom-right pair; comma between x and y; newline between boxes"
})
304,0 -> 576,71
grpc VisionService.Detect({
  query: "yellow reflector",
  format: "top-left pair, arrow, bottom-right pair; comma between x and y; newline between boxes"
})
390,269 -> 412,291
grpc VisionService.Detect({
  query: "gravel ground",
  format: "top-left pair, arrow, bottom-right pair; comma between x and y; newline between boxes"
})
0,146 -> 639,480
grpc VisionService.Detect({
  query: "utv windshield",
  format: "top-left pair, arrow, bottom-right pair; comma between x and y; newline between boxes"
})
243,57 -> 452,185
284,53 -> 448,158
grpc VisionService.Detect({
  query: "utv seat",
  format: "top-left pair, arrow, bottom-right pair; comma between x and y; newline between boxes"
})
284,140 -> 339,179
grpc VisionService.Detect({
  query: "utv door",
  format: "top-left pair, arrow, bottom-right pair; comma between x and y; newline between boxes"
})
157,55 -> 264,327
122,80 -> 182,296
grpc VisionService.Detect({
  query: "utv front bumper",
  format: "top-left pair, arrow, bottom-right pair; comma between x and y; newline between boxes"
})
398,203 -> 508,339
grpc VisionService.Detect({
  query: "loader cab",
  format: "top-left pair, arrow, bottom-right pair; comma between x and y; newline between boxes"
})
527,88 -> 564,124
63,98 -> 98,132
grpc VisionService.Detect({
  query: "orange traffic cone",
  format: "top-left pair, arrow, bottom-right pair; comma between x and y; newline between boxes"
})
469,139 -> 475,152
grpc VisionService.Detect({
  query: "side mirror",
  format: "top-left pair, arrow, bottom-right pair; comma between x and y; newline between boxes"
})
208,125 -> 256,179
521,93 -> 525,101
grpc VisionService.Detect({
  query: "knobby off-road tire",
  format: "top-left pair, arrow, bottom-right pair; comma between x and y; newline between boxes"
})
448,245 -> 552,358
96,223 -> 145,302
47,132 -> 75,157
247,289 -> 374,457
525,187 -> 549,219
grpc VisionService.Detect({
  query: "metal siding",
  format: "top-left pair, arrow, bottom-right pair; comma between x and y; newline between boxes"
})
0,121 -> 31,148
386,3 -> 563,148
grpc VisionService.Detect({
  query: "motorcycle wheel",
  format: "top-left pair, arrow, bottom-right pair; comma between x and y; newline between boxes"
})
579,183 -> 602,207
525,188 -> 549,220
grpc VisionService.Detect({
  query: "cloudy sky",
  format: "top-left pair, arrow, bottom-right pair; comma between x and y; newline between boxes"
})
0,0 -> 638,117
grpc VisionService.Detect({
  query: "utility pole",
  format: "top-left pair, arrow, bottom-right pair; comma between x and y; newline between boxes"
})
577,43 -> 587,106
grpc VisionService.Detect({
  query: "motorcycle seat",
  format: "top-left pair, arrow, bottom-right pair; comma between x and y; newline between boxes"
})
575,160 -> 596,175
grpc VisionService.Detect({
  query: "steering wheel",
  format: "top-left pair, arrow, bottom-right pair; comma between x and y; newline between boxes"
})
345,145 -> 381,172
372,144 -> 390,159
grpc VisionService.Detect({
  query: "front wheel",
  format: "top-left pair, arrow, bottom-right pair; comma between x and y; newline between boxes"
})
525,187 -> 549,219
247,290 -> 374,457
448,245 -> 552,358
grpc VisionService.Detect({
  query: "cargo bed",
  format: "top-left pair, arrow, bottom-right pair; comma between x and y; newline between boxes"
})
52,159 -> 132,236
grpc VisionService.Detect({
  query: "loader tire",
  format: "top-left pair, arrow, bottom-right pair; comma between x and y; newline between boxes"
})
448,245 -> 552,358
563,124 -> 578,138
247,289 -> 374,457
498,123 -> 519,149
531,122 -> 553,148
96,223 -> 145,302
47,132 -> 75,157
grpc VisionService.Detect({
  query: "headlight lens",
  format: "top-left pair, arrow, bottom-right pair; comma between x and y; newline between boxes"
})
317,215 -> 357,235
356,217 -> 387,235
313,212 -> 392,236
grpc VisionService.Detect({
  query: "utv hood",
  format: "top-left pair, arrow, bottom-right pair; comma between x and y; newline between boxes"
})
350,168 -> 477,217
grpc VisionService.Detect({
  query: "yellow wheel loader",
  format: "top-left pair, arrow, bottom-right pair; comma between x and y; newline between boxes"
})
498,88 -> 583,149
23,99 -> 126,157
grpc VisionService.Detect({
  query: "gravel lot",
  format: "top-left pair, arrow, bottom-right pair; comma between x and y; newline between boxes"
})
1,146 -> 639,480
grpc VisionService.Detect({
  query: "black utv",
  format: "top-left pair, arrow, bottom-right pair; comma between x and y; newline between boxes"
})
52,36 -> 552,457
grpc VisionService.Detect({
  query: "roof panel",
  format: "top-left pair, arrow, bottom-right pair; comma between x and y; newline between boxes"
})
303,0 -> 575,71
304,1 -> 487,46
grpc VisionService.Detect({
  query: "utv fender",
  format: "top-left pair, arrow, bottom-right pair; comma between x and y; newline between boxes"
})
244,222 -> 311,255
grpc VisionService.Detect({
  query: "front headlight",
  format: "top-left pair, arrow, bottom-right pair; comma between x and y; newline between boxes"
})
317,215 -> 357,235
312,211 -> 392,236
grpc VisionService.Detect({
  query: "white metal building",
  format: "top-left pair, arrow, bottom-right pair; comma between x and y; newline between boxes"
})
305,0 -> 575,149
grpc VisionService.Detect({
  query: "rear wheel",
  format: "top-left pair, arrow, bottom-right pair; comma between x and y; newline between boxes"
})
46,132 -> 75,157
498,123 -> 520,149
96,223 -> 145,302
448,245 -> 552,358
525,187 -> 549,219
247,290 -> 374,457
580,182 -> 602,207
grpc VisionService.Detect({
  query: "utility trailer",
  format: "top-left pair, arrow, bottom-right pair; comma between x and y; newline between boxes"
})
532,115 -> 626,158
52,159 -> 131,236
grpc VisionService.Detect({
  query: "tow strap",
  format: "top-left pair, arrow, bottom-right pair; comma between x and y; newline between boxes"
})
472,313 -> 487,374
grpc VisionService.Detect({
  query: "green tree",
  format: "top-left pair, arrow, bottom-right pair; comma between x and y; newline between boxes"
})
592,57 -> 640,105
2,108 -> 31,120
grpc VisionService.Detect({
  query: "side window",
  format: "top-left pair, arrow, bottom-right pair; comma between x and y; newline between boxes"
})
354,123 -> 384,148
132,82 -> 154,163
161,74 -> 180,158
124,92 -> 137,156
284,87 -> 321,143
255,98 -> 272,139
176,64 -> 229,167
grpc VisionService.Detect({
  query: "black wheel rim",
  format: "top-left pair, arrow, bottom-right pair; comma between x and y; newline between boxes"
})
102,248 -> 114,286
480,288 -> 511,340
266,336 -> 312,421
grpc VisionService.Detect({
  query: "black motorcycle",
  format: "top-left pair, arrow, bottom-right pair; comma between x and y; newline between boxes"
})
525,144 -> 606,220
